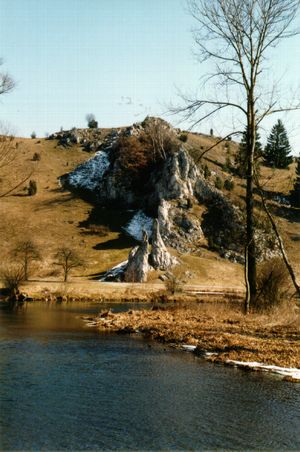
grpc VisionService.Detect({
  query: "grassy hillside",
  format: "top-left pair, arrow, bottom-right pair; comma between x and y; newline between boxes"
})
0,128 -> 298,287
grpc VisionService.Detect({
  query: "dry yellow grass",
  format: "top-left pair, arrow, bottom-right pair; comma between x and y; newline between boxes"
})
91,302 -> 300,368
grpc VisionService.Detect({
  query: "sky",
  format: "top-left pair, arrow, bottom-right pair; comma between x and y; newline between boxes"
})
0,0 -> 299,153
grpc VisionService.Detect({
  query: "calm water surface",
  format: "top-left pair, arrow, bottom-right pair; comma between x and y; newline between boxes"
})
0,302 -> 299,451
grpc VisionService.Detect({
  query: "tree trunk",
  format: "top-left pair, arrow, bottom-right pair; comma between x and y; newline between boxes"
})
245,95 -> 257,311
24,256 -> 28,281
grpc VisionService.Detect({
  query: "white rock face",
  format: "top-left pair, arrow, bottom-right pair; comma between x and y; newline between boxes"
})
124,231 -> 149,282
150,219 -> 177,270
67,151 -> 110,190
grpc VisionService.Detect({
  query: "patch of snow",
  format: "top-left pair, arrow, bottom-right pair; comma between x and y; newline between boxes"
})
99,260 -> 128,282
124,210 -> 153,242
67,150 -> 110,190
226,360 -> 300,380
182,345 -> 197,352
273,195 -> 291,207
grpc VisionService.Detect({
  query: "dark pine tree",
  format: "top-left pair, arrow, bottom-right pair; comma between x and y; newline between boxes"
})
235,126 -> 262,177
291,157 -> 300,207
263,120 -> 293,169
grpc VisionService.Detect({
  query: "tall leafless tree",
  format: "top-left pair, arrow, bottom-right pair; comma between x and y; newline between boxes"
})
175,0 -> 300,312
0,62 -> 31,197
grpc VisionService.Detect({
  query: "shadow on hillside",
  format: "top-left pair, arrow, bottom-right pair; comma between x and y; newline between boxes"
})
79,206 -> 135,233
36,192 -> 75,209
93,234 -> 136,251
12,193 -> 28,197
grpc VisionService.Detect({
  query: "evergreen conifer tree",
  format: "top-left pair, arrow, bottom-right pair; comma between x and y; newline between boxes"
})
235,126 -> 262,177
291,157 -> 300,207
263,120 -> 292,168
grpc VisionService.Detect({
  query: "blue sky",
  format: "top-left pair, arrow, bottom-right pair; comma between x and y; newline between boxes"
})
0,0 -> 299,153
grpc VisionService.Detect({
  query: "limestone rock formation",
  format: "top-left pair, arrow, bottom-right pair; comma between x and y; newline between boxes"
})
149,219 -> 177,270
151,146 -> 199,204
157,199 -> 204,253
124,231 -> 150,282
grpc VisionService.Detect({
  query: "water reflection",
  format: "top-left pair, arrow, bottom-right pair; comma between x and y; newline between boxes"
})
0,302 -> 299,451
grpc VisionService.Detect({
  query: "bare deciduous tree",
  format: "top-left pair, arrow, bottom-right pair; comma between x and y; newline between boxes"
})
54,247 -> 84,282
12,240 -> 41,281
175,0 -> 300,312
0,64 -> 32,197
142,117 -> 174,161
0,59 -> 15,96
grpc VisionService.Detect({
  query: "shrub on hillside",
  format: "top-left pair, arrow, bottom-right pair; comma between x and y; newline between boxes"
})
32,152 -> 41,161
214,176 -> 223,190
28,180 -> 37,196
224,179 -> 234,191
113,135 -> 151,191
203,164 -> 211,179
86,113 -> 98,129
179,132 -> 188,142
31,131 -> 36,139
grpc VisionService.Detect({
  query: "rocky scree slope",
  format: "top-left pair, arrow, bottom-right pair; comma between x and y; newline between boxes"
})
60,118 -> 277,268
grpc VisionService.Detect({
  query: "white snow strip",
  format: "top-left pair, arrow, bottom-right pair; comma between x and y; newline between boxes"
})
99,260 -> 128,282
124,210 -> 153,242
68,150 -> 110,190
182,345 -> 197,352
226,360 -> 300,380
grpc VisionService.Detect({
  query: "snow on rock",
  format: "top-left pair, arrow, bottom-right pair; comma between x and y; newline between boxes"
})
98,260 -> 128,282
124,210 -> 153,242
67,151 -> 110,191
226,360 -> 300,380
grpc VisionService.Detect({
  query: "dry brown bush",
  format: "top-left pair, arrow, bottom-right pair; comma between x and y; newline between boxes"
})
255,258 -> 291,311
0,264 -> 25,294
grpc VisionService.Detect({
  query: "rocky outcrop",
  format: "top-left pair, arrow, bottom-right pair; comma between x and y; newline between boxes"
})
49,127 -> 105,152
124,231 -> 150,282
157,200 -> 203,252
148,147 -> 199,207
149,219 -> 177,270
60,119 -> 199,211
59,117 -> 278,266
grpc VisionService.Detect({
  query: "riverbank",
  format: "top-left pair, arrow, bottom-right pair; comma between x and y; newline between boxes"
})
86,302 -> 300,375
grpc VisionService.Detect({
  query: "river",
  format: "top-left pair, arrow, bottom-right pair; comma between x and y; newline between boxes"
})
0,302 -> 299,451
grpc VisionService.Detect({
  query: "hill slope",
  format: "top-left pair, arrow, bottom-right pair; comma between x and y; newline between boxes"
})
0,121 -> 299,288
